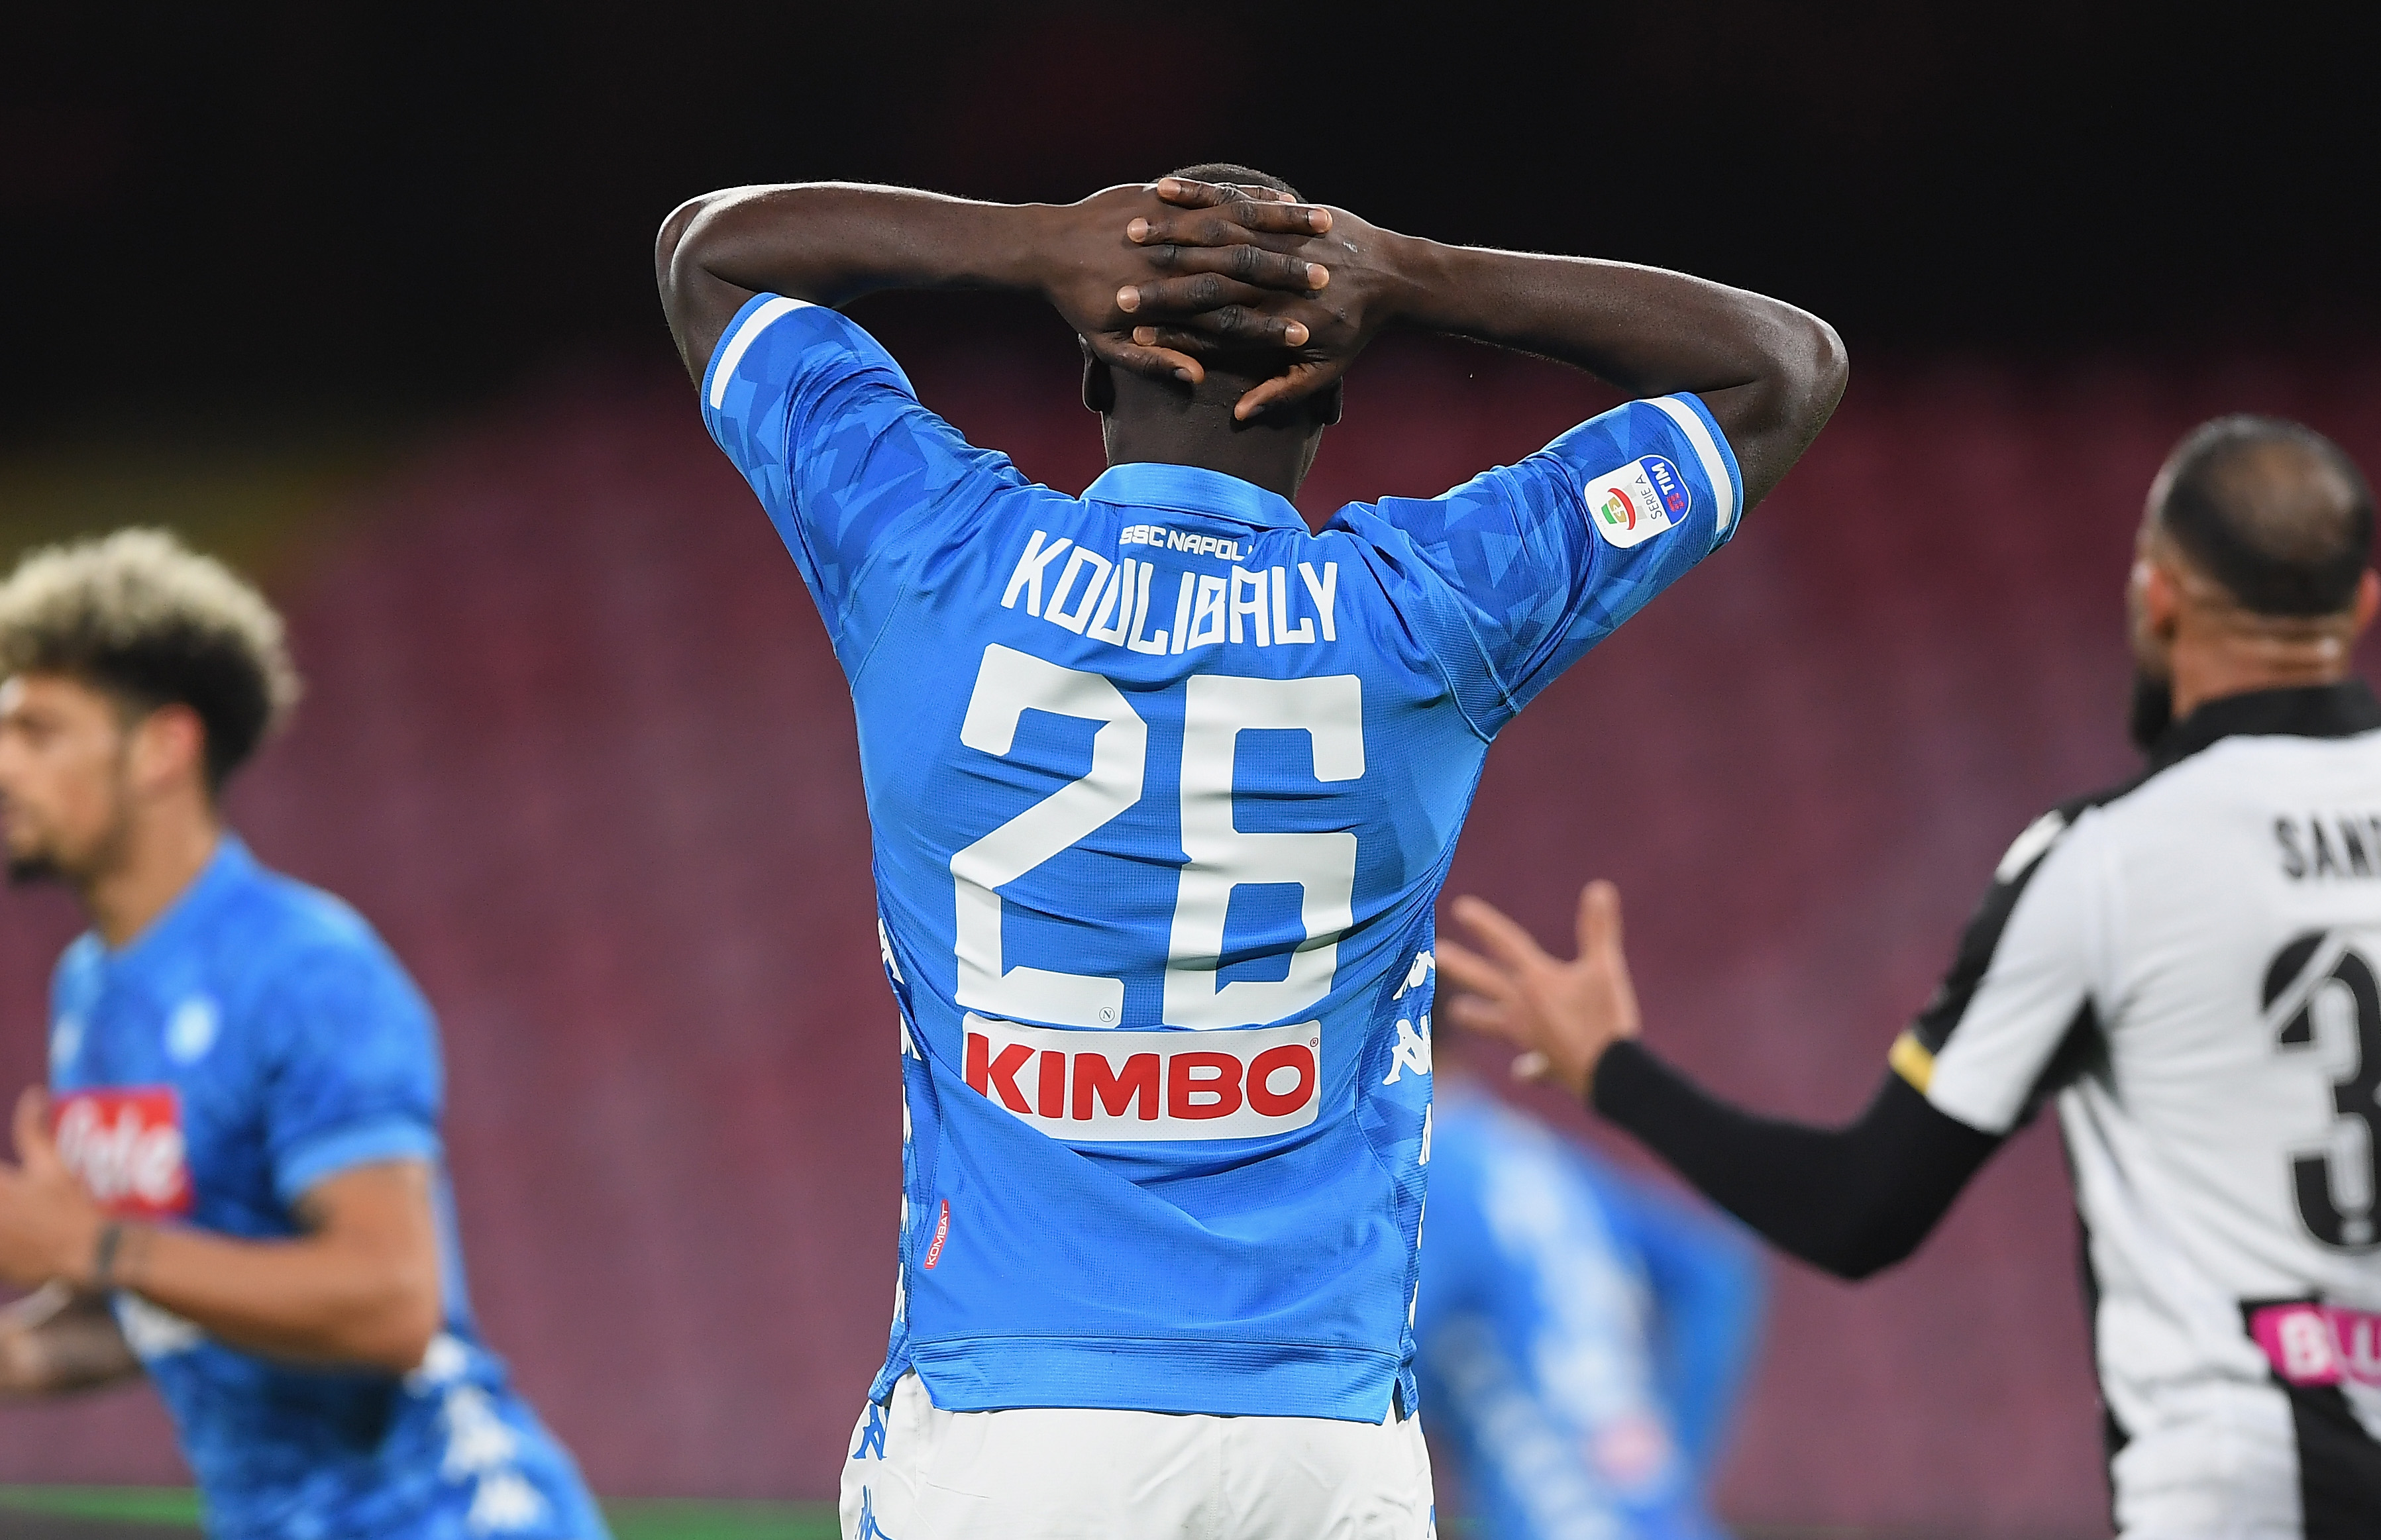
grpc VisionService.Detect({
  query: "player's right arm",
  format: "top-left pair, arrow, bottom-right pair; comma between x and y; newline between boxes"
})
1438,831 -> 2106,1280
655,181 -> 1341,668
0,1284 -> 138,1396
655,181 -> 1331,387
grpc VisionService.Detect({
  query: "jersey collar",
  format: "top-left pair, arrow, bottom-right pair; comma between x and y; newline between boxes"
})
1083,462 -> 1306,531
103,833 -> 257,967
2146,679 -> 2381,773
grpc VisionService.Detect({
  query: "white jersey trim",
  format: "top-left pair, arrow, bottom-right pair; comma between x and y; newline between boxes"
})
708,295 -> 814,411
1649,395 -> 1738,537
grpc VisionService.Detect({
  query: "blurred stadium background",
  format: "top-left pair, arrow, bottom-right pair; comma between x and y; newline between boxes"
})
6,4 -> 2379,1536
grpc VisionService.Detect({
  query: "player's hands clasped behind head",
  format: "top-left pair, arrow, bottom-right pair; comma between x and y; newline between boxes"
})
1045,181 -> 1336,389
1439,882 -> 1643,1100
1118,176 -> 1405,421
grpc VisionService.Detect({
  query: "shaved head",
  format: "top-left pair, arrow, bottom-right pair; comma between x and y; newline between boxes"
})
2150,416 -> 2374,617
1166,163 -> 1304,203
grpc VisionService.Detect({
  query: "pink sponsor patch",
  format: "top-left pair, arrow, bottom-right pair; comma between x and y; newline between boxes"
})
2249,1303 -> 2381,1386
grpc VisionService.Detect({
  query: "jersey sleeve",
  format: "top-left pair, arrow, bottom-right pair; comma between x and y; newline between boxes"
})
1891,807 -> 2112,1136
700,292 -> 1028,667
256,942 -> 445,1208
1349,393 -> 1744,735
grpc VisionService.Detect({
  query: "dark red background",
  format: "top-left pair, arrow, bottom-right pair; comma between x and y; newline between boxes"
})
7,338 -> 2378,1533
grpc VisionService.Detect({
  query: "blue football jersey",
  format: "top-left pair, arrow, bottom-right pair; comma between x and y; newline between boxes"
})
1416,1092 -> 1763,1540
703,293 -> 1745,1421
46,837 -> 606,1540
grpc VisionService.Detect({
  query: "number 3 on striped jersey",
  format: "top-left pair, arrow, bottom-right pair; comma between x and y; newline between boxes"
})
951,644 -> 1363,1030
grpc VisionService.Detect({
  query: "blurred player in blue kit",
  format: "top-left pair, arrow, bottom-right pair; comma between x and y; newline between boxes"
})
1420,1083 -> 1762,1540
659,166 -> 1842,1538
0,531 -> 606,1540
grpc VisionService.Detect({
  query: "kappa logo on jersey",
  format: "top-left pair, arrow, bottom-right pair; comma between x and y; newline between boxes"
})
1382,1017 -> 1433,1085
54,1088 -> 191,1218
962,1014 -> 1320,1143
1586,455 -> 1691,549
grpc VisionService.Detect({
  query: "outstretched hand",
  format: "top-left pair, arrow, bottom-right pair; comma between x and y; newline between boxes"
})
1045,181 -> 1337,389
1116,177 -> 1408,419
0,1088 -> 101,1291
1438,882 -> 1643,1100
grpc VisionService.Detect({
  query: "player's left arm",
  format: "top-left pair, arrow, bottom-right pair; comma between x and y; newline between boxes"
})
1119,177 -> 1848,508
0,1092 -> 440,1374
1438,837 -> 2107,1280
0,1284 -> 140,1396
1135,178 -> 1842,731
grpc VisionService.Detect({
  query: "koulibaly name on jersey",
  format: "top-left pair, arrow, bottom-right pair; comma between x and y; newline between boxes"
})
1002,528 -> 1340,655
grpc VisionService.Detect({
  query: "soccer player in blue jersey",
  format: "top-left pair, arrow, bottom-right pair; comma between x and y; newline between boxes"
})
1420,1084 -> 1762,1540
0,531 -> 606,1540
656,168 -> 1844,1538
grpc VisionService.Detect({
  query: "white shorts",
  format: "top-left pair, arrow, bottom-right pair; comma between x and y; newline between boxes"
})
839,1372 -> 1437,1540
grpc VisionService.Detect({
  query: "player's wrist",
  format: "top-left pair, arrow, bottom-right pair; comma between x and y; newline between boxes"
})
1575,1027 -> 1640,1102
1370,229 -> 1438,327
1007,203 -> 1076,295
1377,234 -> 1473,336
71,1216 -> 132,1294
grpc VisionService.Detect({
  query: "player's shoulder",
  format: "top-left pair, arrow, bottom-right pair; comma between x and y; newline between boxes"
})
1981,770 -> 2158,897
209,858 -> 419,1007
706,293 -> 910,404
50,931 -> 105,1002
217,860 -> 375,952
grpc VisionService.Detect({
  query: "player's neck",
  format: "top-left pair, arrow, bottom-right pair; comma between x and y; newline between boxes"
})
2167,631 -> 2358,725
1100,387 -> 1318,504
83,799 -> 222,950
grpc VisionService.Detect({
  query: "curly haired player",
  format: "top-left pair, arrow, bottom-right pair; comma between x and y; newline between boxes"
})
0,530 -> 606,1540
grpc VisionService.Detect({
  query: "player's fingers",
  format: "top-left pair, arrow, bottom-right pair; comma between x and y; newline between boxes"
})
1083,330 -> 1206,386
1134,200 -> 1333,243
1510,1050 -> 1554,1084
1232,358 -> 1348,421
11,1088 -> 51,1164
1153,176 -> 1234,209
1450,895 -> 1554,972
1116,274 -> 1304,324
1189,307 -> 1312,348
1132,240 -> 1330,295
1130,325 -> 1200,354
1152,179 -> 1330,232
1434,939 -> 1518,1001
1577,880 -> 1624,964
0,1280 -> 72,1333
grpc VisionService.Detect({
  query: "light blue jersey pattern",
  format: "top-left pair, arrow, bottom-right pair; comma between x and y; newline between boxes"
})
1418,1092 -> 1763,1540
703,293 -> 1746,1421
47,838 -> 606,1540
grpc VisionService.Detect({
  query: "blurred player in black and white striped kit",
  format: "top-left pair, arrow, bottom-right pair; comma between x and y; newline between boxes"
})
1441,416 -> 2381,1538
